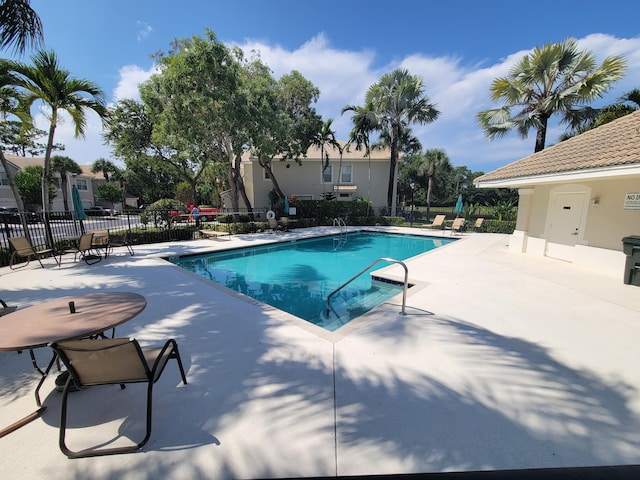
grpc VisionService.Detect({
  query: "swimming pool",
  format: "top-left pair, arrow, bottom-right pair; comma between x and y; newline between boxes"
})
170,231 -> 455,331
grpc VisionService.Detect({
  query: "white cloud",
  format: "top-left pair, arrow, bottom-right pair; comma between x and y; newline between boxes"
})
113,64 -> 157,102
62,32 -> 640,172
136,21 -> 152,42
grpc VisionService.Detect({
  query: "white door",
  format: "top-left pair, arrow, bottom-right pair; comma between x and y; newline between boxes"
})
545,192 -> 586,261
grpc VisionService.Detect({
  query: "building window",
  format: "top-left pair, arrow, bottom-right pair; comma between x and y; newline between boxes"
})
53,177 -> 62,189
76,179 -> 88,191
340,165 -> 352,184
0,171 -> 9,186
322,165 -> 332,183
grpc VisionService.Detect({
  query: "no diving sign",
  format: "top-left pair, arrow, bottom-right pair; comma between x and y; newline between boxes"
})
624,192 -> 640,210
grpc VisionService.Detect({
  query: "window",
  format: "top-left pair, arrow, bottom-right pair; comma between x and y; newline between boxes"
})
76,179 -> 88,191
0,171 -> 9,186
53,177 -> 62,189
322,165 -> 332,183
340,165 -> 352,184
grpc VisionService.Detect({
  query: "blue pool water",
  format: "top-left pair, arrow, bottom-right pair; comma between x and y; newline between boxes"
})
170,232 -> 455,331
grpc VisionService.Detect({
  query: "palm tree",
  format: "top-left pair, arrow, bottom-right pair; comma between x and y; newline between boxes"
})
619,88 -> 640,109
4,50 -> 106,247
417,149 -> 449,222
0,0 -> 43,54
51,155 -> 82,212
353,69 -> 440,214
310,118 -> 341,197
342,102 -> 378,214
477,38 -> 626,152
91,157 -> 118,183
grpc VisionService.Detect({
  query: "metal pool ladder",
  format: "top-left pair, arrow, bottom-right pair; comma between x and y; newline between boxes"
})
325,257 -> 409,317
333,217 -> 347,234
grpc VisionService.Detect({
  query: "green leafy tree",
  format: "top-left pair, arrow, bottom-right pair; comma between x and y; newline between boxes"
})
346,68 -> 440,213
139,30 -> 242,210
0,0 -> 43,55
96,182 -> 122,213
250,69 -> 323,202
103,99 -> 179,203
4,50 -> 107,247
477,38 -> 626,152
51,155 -> 81,212
175,181 -> 193,207
14,164 -> 54,208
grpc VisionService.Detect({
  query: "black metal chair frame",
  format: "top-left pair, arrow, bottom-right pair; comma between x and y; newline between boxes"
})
50,337 -> 187,458
8,236 -> 54,269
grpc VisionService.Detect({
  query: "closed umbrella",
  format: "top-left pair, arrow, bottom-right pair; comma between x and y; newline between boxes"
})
284,196 -> 289,215
455,194 -> 463,218
72,185 -> 87,233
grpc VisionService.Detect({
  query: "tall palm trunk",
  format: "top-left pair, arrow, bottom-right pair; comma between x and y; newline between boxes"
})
41,113 -> 57,249
534,115 -> 550,152
387,123 -> 399,214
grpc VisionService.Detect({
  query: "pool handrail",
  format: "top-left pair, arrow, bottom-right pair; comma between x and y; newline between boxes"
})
325,257 -> 408,317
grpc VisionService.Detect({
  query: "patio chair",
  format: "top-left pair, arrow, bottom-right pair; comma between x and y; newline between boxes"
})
58,233 -> 101,265
473,217 -> 484,232
8,236 -> 55,269
445,217 -> 465,235
90,229 -> 112,257
0,298 -> 17,317
50,337 -> 188,458
421,214 -> 446,229
109,230 -> 135,255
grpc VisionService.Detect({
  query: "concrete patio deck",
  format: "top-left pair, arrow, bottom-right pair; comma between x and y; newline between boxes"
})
1,227 -> 639,479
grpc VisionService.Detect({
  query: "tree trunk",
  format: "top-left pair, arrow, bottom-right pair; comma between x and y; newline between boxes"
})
61,173 -> 70,212
0,150 -> 33,244
232,154 -> 254,220
387,123 -> 399,214
534,115 -> 549,152
259,157 -> 285,200
426,175 -> 434,222
41,116 -> 56,249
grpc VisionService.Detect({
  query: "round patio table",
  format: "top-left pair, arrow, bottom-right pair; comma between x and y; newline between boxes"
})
0,291 -> 146,437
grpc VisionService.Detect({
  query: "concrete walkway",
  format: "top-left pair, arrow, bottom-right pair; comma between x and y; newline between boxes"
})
1,227 -> 639,479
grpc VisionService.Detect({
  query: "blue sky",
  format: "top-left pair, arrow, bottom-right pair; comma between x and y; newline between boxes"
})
13,0 -> 640,173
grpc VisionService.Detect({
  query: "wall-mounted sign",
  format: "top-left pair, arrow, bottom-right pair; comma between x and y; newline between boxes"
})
624,192 -> 640,210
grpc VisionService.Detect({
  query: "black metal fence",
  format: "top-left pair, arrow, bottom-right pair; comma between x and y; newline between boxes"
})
0,211 -> 203,268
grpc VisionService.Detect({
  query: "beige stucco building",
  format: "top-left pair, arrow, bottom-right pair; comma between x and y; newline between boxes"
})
0,154 -> 118,211
476,110 -> 640,276
237,141 -> 392,213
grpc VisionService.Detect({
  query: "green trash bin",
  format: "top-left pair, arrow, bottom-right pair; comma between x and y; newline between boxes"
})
622,235 -> 640,286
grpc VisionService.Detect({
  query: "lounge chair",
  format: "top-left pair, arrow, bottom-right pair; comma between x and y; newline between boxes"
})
0,298 -> 17,317
473,218 -> 484,232
50,337 -> 187,458
199,229 -> 230,241
446,217 -> 465,235
421,214 -> 446,229
58,233 -> 101,265
90,229 -> 112,257
110,230 -> 135,255
8,236 -> 55,269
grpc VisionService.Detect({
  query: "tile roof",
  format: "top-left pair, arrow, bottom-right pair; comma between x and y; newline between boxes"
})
3,154 -> 105,179
246,140 -> 391,161
476,110 -> 640,184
